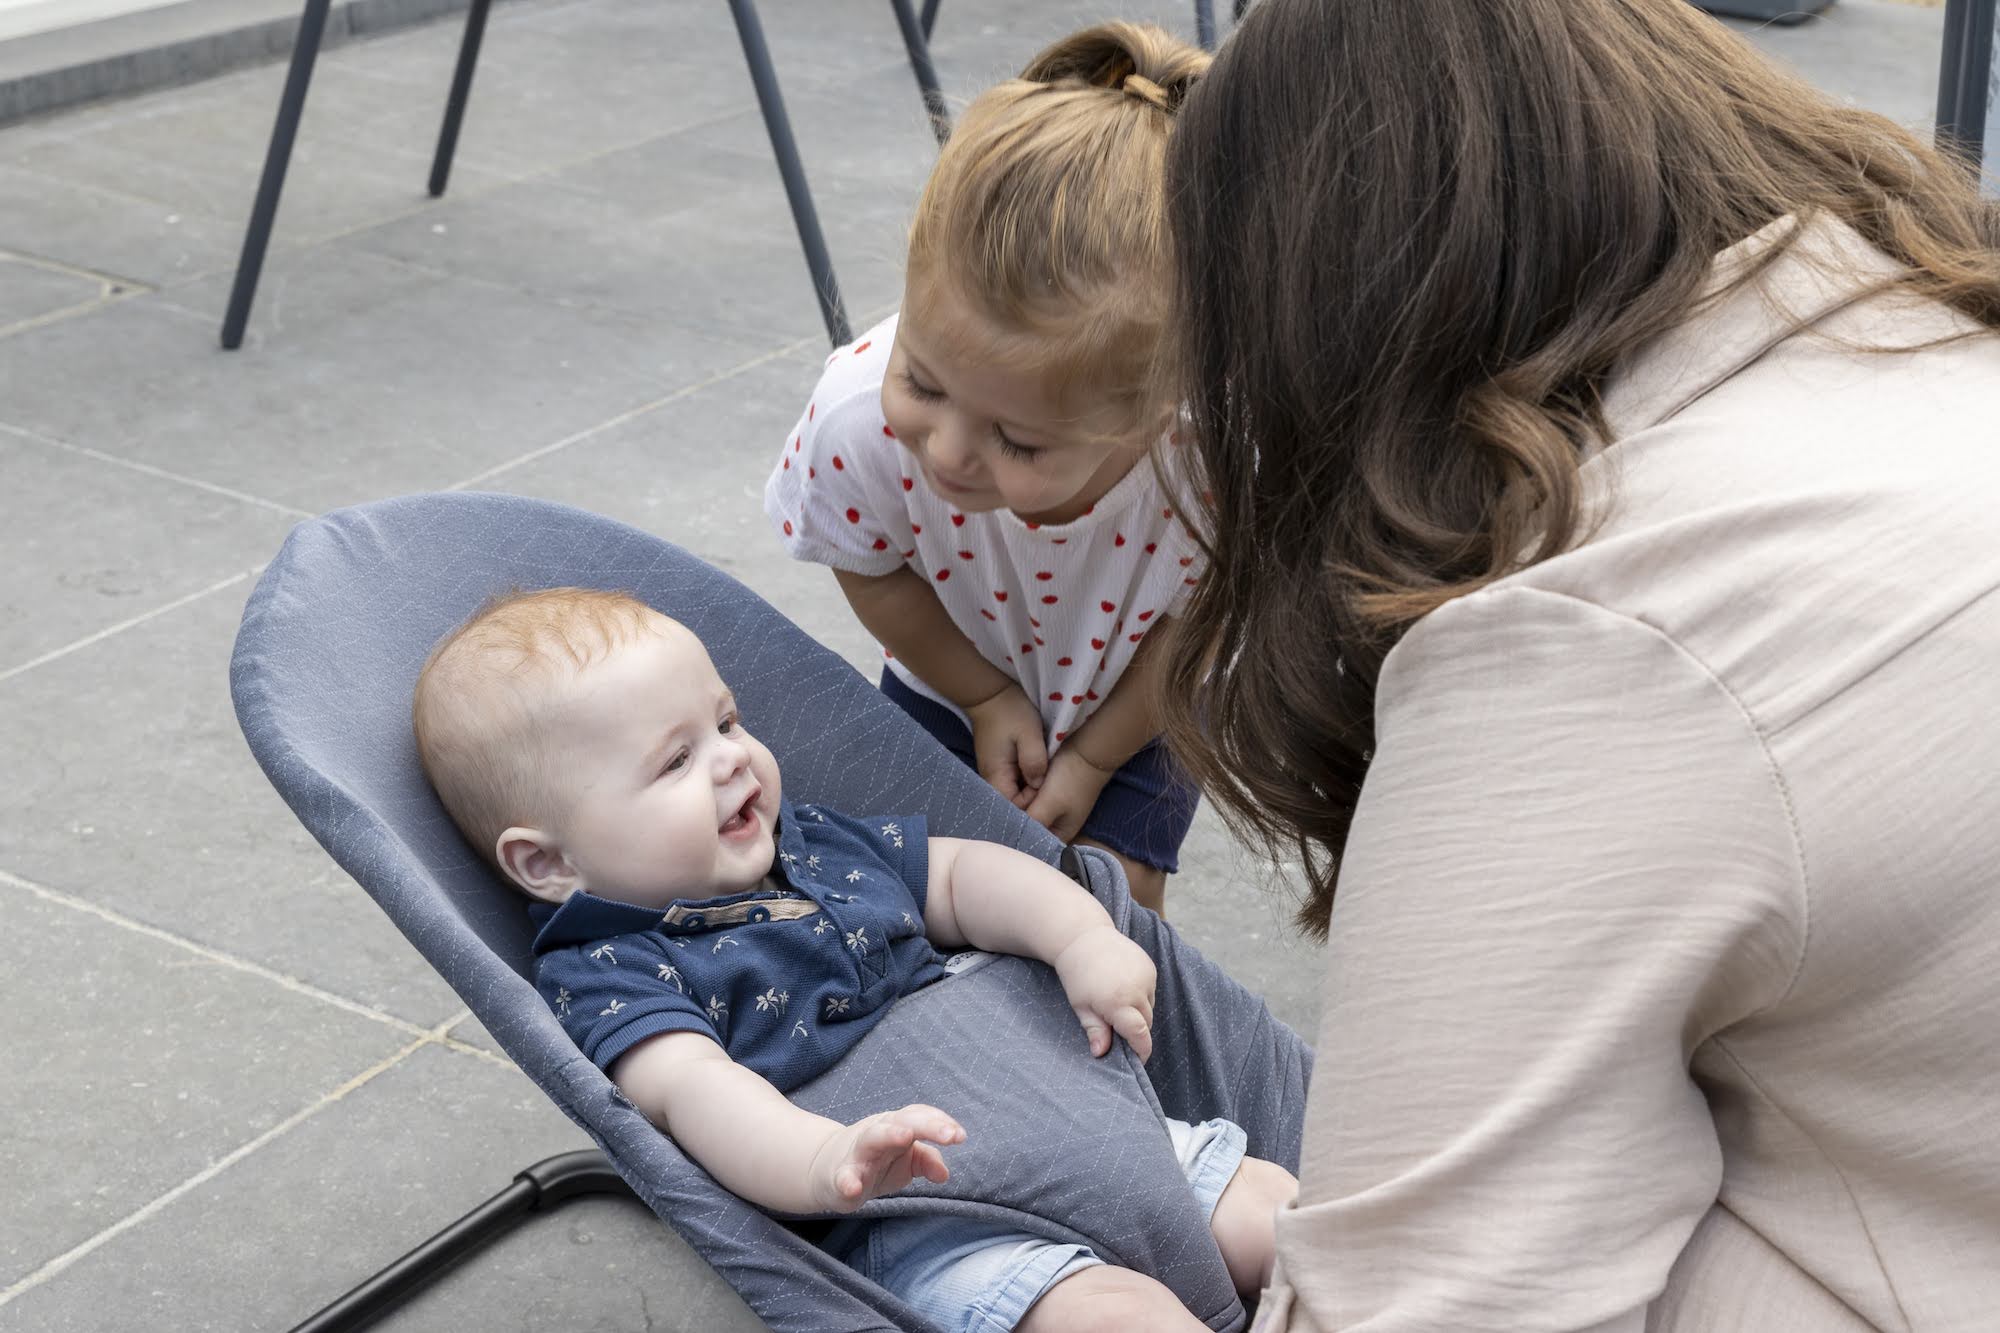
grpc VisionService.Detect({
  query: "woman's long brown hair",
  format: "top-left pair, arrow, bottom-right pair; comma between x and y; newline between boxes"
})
1160,0 -> 2000,937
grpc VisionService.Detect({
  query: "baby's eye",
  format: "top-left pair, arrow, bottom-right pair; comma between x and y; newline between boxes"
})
901,370 -> 944,402
718,714 -> 738,735
661,749 -> 689,776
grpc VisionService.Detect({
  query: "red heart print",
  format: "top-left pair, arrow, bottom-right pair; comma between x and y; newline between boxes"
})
1144,542 -> 1156,555
1029,616 -> 1040,628
872,539 -> 888,551
1184,577 -> 1199,586
808,466 -> 816,480
1084,504 -> 1096,516
952,514 -> 965,527
1057,656 -> 1073,666
882,425 -> 895,438
1100,600 -> 1116,613
1114,533 -> 1126,547
902,548 -> 916,559
1129,632 -> 1143,642
981,609 -> 997,621
1025,521 -> 1041,531
994,591 -> 1008,602
854,340 -> 872,353
782,520 -> 793,536
1041,595 -> 1059,605
901,477 -> 914,491
1021,642 -> 1034,654
1090,638 -> 1105,650
1053,538 -> 1067,545
1055,731 -> 1067,742
1179,556 -> 1194,567
911,523 -> 922,534
1070,694 -> 1084,704
935,569 -> 950,582
792,436 -> 800,452
808,404 -> 816,421
1138,610 -> 1154,622
1086,689 -> 1099,701
845,508 -> 860,524
1036,571 -> 1054,581
958,550 -> 974,560
782,458 -> 790,470
1162,507 -> 1174,519
1048,692 -> 1063,702
1033,635 -> 1045,646
832,455 -> 845,471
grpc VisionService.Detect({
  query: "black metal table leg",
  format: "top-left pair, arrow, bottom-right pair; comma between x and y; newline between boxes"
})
727,0 -> 851,346
1937,0 -> 1997,173
888,0 -> 949,145
286,1150 -> 635,1333
920,0 -> 941,41
429,0 -> 494,197
220,0 -> 335,349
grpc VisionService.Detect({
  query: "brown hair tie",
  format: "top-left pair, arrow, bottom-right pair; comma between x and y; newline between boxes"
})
1120,73 -> 1172,112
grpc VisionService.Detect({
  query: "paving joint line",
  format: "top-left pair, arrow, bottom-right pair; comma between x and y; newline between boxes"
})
0,866 -> 518,1067
0,567 -> 255,687
0,1020 -> 452,1310
0,421 -> 315,519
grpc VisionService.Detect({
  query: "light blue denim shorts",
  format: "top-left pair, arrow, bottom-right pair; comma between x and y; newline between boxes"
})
837,1116 -> 1247,1333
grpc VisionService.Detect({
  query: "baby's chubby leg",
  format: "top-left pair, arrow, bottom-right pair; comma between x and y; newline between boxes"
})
1208,1155 -> 1298,1298
1017,1264 -> 1209,1333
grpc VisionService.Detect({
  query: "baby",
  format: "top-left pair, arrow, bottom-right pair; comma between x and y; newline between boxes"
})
412,587 -> 1296,1332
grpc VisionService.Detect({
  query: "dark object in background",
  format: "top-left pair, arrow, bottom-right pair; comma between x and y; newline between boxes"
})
1692,0 -> 1832,21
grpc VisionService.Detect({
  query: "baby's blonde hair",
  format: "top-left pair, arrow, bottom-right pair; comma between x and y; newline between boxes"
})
412,587 -> 658,869
905,22 -> 1210,439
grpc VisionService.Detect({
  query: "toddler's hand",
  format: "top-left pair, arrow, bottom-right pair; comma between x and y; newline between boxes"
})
810,1104 -> 965,1214
1024,748 -> 1115,843
1052,925 -> 1157,1063
966,685 -> 1049,809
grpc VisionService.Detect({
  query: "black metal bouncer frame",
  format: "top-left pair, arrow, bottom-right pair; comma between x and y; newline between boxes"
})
219,0 -> 951,352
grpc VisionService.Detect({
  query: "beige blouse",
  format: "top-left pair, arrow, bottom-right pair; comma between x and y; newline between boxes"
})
1254,218 -> 2000,1332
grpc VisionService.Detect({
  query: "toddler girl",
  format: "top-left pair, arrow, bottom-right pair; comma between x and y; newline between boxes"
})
765,22 -> 1209,915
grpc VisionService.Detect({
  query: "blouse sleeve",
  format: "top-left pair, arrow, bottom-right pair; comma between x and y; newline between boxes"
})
762,372 -> 907,578
1265,586 -> 1807,1332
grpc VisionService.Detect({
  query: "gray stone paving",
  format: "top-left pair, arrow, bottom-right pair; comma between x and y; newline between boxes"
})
0,1 -> 1950,1328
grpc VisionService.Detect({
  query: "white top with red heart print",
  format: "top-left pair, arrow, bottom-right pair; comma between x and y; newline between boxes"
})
763,315 -> 1205,749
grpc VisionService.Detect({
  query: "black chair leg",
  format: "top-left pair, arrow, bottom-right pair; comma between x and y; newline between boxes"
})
727,0 -> 852,346
1936,0 -> 1997,171
1194,0 -> 1215,51
888,0 -> 949,145
220,0 -> 336,350
286,1150 -> 635,1333
920,0 -> 941,41
429,0 -> 494,197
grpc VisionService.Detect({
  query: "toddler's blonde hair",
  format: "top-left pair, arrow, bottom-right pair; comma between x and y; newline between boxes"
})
905,22 -> 1210,439
412,587 -> 658,869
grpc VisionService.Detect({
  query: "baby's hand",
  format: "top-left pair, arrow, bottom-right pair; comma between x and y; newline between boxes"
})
1052,925 -> 1157,1062
966,684 -> 1049,809
810,1104 -> 966,1214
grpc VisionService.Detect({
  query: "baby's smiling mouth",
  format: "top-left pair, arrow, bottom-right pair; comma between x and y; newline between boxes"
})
719,786 -> 762,837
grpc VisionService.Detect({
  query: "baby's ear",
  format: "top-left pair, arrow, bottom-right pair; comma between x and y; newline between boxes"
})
496,827 -> 579,905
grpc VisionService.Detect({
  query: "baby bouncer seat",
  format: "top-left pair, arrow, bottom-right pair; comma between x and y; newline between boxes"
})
229,492 -> 1312,1332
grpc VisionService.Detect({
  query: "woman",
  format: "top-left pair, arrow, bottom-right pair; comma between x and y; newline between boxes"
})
1160,1 -> 2000,1329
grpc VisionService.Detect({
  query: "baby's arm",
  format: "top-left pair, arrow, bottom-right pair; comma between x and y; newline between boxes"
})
924,838 -> 1156,1061
834,567 -> 1048,805
612,1030 -> 964,1214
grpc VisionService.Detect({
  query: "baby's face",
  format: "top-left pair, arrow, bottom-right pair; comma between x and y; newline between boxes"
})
547,619 -> 783,909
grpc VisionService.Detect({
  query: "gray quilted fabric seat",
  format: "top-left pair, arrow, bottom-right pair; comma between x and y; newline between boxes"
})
229,492 -> 1312,1332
